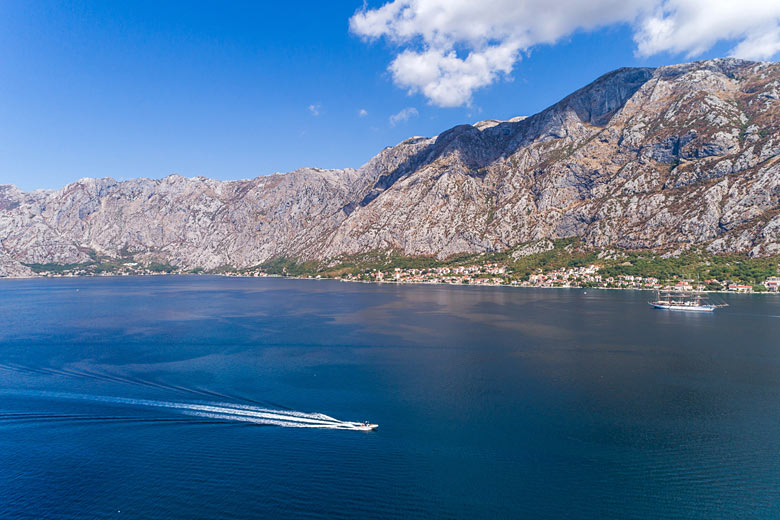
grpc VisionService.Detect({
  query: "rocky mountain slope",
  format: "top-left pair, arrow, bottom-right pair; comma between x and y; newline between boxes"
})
1,58 -> 779,276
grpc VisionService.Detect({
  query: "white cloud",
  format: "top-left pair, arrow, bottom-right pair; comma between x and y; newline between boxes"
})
389,44 -> 520,108
730,27 -> 780,61
308,104 -> 321,116
634,1 -> 780,59
359,108 -> 368,117
350,0 -> 780,107
389,107 -> 418,126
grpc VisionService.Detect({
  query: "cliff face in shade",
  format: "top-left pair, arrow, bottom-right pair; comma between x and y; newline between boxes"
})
1,58 -> 779,275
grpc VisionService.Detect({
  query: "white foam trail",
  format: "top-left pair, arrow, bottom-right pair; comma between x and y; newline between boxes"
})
0,390 -> 374,431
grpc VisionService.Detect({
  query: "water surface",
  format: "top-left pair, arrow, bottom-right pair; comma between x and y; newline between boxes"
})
1,276 -> 779,519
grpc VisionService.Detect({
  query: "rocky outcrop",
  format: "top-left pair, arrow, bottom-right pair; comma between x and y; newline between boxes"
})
0,251 -> 34,278
0,169 -> 369,269
315,58 -> 780,260
0,58 -> 778,272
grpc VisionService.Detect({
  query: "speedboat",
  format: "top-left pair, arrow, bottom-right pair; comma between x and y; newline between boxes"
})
353,421 -> 378,431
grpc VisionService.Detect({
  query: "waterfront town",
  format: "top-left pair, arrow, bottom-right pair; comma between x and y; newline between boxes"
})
18,259 -> 780,294
337,264 -> 780,293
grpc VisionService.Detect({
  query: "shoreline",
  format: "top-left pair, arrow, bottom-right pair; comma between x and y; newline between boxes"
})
2,272 -> 778,296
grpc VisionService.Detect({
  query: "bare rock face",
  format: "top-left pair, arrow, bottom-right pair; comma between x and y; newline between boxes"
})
1,58 -> 779,272
511,239 -> 554,259
0,169 -> 370,269
316,58 -> 780,260
0,250 -> 33,278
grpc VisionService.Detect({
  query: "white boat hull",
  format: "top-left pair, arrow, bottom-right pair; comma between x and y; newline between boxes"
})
350,423 -> 379,431
650,303 -> 715,312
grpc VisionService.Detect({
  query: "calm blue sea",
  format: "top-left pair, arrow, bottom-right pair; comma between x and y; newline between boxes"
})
1,276 -> 779,519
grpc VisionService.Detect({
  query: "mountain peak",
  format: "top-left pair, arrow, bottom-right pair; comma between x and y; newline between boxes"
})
1,58 -> 779,275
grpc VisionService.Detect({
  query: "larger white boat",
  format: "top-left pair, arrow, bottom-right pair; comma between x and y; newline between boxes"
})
649,289 -> 727,312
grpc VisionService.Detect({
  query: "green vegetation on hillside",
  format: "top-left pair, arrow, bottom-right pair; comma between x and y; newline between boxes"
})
26,262 -> 91,274
25,258 -> 178,276
247,240 -> 779,286
598,251 -> 779,284
21,239 -> 780,287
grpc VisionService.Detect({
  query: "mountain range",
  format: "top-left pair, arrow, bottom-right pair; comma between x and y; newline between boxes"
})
1,58 -> 779,277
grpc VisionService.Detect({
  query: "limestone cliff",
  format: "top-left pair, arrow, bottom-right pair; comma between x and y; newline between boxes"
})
1,58 -> 778,275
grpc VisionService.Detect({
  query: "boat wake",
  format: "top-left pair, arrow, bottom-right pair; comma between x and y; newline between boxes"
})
0,390 -> 377,431
0,362 -> 275,408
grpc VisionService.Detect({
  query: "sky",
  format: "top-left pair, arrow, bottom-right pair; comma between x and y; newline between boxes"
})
2,1 -> 779,191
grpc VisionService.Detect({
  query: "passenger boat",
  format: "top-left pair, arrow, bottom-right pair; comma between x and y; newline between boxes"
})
649,289 -> 727,312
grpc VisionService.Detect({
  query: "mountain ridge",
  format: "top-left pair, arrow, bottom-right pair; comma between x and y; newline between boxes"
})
2,58 -> 779,276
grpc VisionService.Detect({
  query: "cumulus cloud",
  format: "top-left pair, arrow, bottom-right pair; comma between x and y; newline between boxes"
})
308,104 -> 321,116
389,107 -> 419,126
634,1 -> 780,59
350,0 -> 780,107
358,108 -> 368,117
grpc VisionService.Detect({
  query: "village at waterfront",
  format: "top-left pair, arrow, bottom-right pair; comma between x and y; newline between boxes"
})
18,255 -> 780,294
333,264 -> 780,293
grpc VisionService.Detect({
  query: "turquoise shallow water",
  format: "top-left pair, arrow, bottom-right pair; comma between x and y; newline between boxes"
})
1,276 -> 779,519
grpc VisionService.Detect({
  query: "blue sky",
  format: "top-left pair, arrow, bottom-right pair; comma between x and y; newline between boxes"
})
2,1 -> 779,191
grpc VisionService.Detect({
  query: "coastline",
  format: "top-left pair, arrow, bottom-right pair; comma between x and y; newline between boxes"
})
2,271 -> 778,296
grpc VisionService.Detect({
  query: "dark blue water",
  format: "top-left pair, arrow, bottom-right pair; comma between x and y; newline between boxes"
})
1,276 -> 779,519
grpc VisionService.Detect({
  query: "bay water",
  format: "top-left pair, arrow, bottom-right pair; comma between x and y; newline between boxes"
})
1,276 -> 779,518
